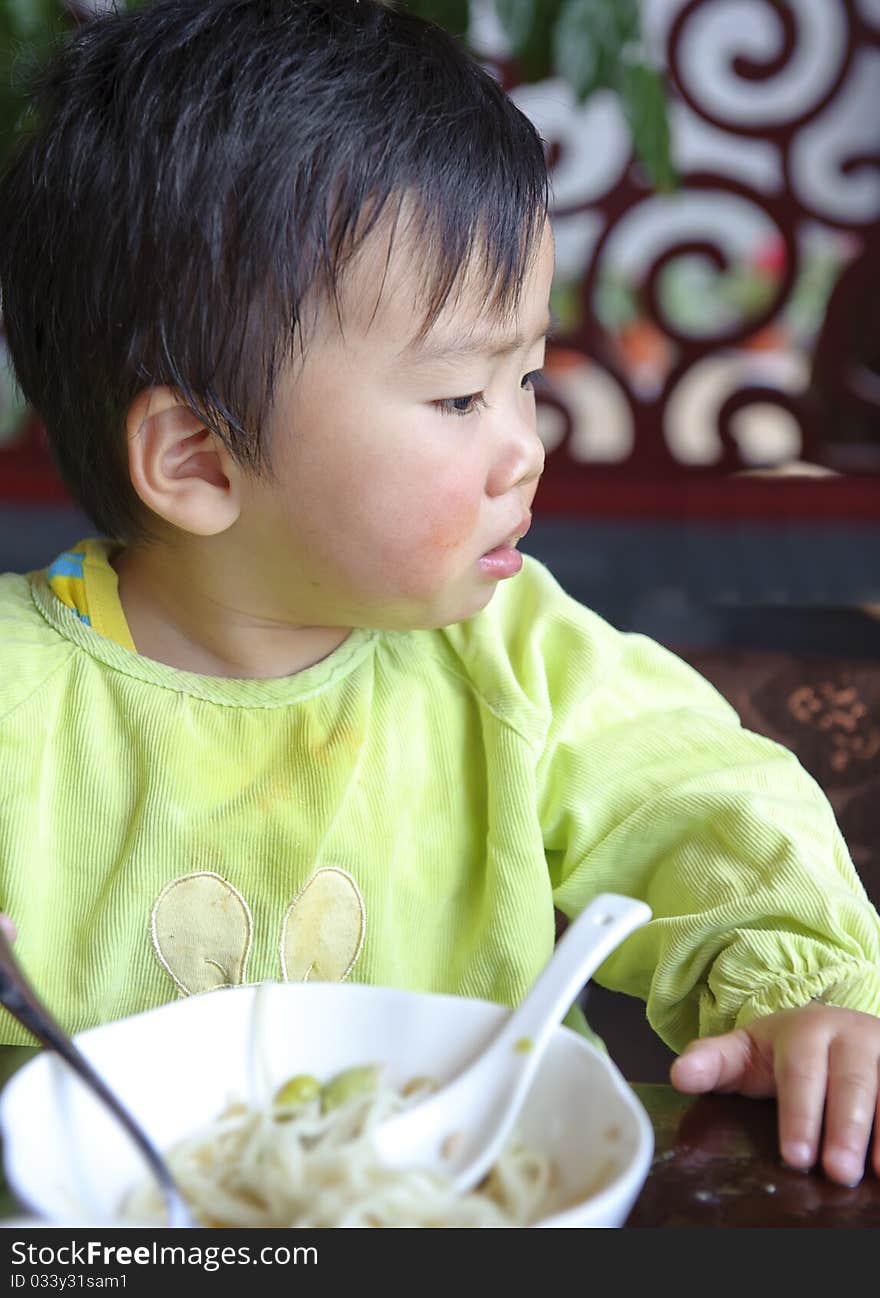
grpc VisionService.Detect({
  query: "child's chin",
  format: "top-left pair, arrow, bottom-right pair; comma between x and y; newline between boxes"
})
400,574 -> 501,630
441,584 -> 498,627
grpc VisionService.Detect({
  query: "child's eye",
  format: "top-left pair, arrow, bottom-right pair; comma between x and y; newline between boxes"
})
435,372 -> 544,419
435,392 -> 486,418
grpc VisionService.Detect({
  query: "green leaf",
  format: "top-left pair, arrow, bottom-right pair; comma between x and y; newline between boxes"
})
495,0 -> 566,83
618,59 -> 677,192
398,0 -> 471,39
4,0 -> 63,41
0,0 -> 72,158
552,0 -> 641,100
496,0 -> 545,55
552,0 -> 602,99
606,0 -> 640,47
548,278 -> 583,334
595,268 -> 640,331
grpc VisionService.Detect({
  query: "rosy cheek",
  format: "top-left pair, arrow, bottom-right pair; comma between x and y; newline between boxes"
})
376,481 -> 481,602
420,514 -> 474,555
414,486 -> 481,555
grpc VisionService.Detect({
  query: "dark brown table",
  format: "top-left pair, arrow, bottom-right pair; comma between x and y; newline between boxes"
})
0,1049 -> 877,1226
626,1083 -> 880,1227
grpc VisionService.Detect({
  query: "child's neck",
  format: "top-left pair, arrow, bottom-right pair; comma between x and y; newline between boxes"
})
112,543 -> 351,680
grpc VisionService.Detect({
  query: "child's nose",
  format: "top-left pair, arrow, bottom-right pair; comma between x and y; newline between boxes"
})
486,407 -> 545,497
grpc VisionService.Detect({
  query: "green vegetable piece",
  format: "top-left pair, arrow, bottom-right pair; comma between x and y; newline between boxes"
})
321,1065 -> 380,1113
514,1037 -> 533,1054
273,1073 -> 321,1114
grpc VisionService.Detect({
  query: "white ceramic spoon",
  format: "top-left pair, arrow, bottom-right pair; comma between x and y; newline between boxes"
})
371,892 -> 652,1192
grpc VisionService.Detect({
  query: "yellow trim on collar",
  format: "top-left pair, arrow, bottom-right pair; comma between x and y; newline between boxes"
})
47,538 -> 137,653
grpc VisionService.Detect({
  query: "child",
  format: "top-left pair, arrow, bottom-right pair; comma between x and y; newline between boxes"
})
0,0 -> 878,1193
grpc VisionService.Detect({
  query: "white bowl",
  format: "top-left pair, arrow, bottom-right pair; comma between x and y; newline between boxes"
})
0,982 -> 653,1228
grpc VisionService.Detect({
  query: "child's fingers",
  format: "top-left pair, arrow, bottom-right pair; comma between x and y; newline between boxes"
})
0,913 -> 16,943
772,1033 -> 829,1174
818,1035 -> 879,1186
671,1007 -> 880,1186
669,1029 -> 754,1094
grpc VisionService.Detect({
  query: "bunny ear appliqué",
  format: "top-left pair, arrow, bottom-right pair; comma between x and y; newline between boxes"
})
151,871 -> 253,995
280,866 -> 365,983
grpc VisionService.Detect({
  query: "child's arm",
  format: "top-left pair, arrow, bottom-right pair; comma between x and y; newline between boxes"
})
671,1002 -> 880,1186
537,618 -> 880,1044
499,564 -> 880,1183
540,634 -> 880,1184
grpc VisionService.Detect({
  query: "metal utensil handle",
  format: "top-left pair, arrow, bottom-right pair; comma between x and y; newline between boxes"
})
0,930 -> 191,1228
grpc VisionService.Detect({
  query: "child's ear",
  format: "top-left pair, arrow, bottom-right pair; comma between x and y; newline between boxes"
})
125,387 -> 242,535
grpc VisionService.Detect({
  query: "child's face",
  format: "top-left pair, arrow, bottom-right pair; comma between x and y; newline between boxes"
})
236,218 -> 554,631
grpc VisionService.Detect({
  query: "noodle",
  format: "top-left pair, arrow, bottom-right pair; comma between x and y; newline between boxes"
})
121,987 -> 557,1227
122,1074 -> 554,1227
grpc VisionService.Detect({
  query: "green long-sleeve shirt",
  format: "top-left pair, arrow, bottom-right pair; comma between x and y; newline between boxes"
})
1,548 -> 878,1049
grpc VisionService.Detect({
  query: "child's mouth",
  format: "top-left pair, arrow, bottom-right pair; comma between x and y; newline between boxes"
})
478,516 -> 531,579
478,542 -> 524,579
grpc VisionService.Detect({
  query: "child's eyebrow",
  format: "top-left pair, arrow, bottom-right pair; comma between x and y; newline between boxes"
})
398,311 -> 559,368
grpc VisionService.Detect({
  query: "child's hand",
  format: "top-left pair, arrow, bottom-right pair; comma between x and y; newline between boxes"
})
670,1002 -> 880,1186
0,913 -> 15,942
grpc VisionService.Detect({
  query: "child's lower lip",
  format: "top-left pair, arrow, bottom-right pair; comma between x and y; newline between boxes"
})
478,544 -> 523,578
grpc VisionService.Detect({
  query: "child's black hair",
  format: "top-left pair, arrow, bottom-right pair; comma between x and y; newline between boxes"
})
0,0 -> 549,541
